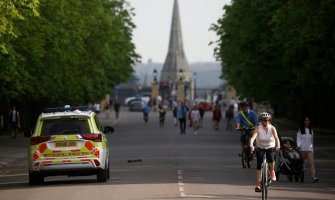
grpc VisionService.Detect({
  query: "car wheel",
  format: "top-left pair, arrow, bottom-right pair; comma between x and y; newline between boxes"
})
107,160 -> 110,180
29,172 -> 44,186
97,163 -> 108,182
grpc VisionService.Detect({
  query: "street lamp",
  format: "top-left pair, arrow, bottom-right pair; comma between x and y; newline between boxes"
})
153,69 -> 157,82
193,72 -> 197,99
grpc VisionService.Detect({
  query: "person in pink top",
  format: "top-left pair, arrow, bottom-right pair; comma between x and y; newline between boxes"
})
249,112 -> 280,192
297,116 -> 319,183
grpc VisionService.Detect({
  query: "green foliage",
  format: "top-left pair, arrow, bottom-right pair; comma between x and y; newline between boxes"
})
213,0 -> 335,125
0,0 -> 139,105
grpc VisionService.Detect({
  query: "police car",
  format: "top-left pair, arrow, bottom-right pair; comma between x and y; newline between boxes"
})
24,106 -> 114,185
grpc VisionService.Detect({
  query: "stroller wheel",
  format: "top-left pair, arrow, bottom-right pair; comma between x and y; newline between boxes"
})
294,174 -> 300,182
300,172 -> 304,183
275,170 -> 280,181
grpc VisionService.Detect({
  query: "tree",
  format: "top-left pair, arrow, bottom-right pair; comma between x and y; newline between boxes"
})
1,0 -> 139,105
212,0 -> 335,126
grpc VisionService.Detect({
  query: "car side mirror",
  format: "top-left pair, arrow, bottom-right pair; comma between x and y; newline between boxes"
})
24,130 -> 32,138
104,126 -> 114,134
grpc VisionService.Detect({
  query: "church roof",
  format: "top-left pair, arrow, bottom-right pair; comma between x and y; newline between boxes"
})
160,0 -> 191,83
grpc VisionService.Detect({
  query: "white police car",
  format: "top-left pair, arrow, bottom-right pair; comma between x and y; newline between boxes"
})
24,106 -> 114,185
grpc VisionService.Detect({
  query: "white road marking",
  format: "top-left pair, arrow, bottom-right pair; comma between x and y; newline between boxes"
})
0,181 -> 28,185
0,173 -> 28,177
177,169 -> 185,197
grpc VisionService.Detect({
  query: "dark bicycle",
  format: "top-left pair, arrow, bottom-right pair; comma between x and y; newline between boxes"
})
239,128 -> 255,168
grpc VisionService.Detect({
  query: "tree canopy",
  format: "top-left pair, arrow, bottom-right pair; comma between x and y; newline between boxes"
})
212,0 -> 335,126
0,0 -> 139,105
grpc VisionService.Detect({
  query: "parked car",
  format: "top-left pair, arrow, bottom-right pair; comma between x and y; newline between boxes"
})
129,100 -> 145,112
24,105 -> 114,185
125,94 -> 162,106
195,99 -> 213,111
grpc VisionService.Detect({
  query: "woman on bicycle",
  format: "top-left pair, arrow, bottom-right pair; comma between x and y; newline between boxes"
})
249,112 -> 280,192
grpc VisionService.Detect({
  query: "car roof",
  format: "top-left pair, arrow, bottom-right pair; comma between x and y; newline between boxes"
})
40,110 -> 94,119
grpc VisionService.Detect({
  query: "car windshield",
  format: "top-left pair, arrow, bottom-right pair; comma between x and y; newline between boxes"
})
40,117 -> 90,136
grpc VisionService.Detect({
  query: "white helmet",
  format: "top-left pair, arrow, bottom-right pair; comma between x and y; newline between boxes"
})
260,112 -> 271,120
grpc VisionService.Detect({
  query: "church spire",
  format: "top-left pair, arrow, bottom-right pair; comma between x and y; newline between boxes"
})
160,0 -> 191,82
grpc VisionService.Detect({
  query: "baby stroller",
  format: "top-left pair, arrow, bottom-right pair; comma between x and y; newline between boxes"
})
275,137 -> 304,182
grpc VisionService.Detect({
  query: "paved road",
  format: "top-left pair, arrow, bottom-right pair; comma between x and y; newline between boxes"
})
0,109 -> 334,200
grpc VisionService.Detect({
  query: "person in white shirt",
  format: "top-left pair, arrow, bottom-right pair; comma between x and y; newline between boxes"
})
249,112 -> 280,192
190,105 -> 201,135
297,117 -> 319,183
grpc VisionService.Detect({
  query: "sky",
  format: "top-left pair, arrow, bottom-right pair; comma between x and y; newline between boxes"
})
126,0 -> 231,64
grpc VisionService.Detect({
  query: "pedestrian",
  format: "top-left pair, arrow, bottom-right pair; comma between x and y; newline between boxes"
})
172,106 -> 178,127
297,116 -> 319,183
212,104 -> 222,130
225,105 -> 234,131
9,106 -> 20,138
198,103 -> 205,128
142,103 -> 150,123
176,101 -> 188,134
159,104 -> 167,127
190,105 -> 201,135
113,100 -> 120,119
249,112 -> 281,192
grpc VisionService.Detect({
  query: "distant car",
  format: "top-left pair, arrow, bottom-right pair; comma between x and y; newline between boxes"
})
24,106 -> 114,185
129,100 -> 144,112
195,100 -> 213,111
125,94 -> 162,106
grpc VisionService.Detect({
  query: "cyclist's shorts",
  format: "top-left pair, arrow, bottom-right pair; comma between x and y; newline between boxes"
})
256,148 -> 275,170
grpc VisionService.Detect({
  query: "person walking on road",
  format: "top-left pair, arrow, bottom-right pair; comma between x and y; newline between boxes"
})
113,101 -> 121,119
297,116 -> 319,183
9,106 -> 20,138
249,112 -> 280,192
176,101 -> 188,134
172,106 -> 178,127
212,104 -> 222,130
159,104 -> 167,127
225,105 -> 234,132
190,105 -> 201,135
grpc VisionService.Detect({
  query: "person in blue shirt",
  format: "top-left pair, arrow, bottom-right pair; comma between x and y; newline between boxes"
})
236,101 -> 258,156
176,101 -> 189,134
142,103 -> 150,123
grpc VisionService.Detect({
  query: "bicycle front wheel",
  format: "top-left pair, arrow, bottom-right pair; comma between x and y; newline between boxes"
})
241,150 -> 247,168
261,164 -> 269,200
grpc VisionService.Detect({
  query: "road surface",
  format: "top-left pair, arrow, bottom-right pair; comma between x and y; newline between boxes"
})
0,109 -> 334,200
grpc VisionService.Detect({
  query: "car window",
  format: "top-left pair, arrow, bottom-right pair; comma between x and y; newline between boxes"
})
94,115 -> 102,131
40,118 -> 91,135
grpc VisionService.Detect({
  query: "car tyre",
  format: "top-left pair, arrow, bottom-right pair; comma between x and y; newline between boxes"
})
29,172 -> 44,185
107,160 -> 110,180
97,163 -> 108,182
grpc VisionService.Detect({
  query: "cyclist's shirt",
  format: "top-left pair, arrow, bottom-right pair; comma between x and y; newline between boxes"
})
256,123 -> 276,149
236,109 -> 258,129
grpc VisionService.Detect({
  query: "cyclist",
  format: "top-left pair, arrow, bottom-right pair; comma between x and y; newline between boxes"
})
249,112 -> 280,192
236,100 -> 258,156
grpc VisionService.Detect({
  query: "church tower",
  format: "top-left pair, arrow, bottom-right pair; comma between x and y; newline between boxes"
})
160,0 -> 191,83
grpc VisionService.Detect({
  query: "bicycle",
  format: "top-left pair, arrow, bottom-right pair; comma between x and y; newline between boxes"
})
239,128 -> 255,168
259,148 -> 276,200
